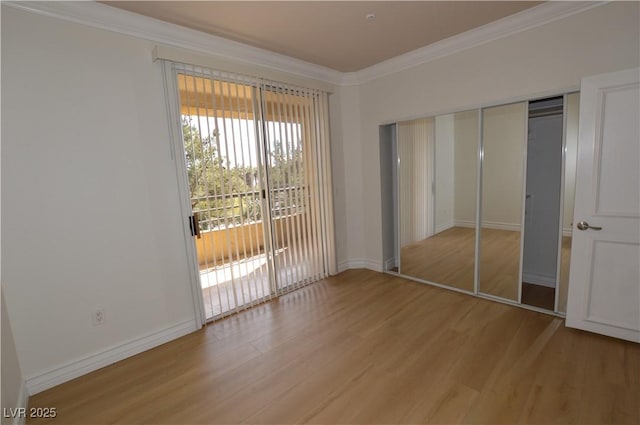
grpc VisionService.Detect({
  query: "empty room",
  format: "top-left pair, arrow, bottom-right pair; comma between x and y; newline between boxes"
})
2,1 -> 639,424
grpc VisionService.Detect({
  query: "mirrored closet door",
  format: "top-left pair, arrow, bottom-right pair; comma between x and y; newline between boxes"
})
479,102 -> 528,302
379,91 -> 579,315
396,111 -> 478,292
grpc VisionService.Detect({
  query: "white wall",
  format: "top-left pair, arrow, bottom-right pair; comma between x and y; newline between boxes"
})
2,0 -> 639,394
434,114 -> 454,233
1,289 -> 26,424
355,2 -> 640,267
2,5 -> 349,393
453,110 -> 479,226
1,7 -> 199,389
330,85 -> 364,270
481,102 -> 527,229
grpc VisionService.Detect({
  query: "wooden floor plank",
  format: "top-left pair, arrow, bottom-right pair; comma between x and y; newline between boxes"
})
27,270 -> 640,425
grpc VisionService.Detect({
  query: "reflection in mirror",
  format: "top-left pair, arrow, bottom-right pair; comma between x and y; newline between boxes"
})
398,117 -> 435,276
380,124 -> 399,272
479,102 -> 527,301
521,96 -> 564,310
558,93 -> 579,313
399,111 -> 478,291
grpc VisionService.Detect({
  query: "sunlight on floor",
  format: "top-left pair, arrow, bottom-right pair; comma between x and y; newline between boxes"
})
199,254 -> 268,289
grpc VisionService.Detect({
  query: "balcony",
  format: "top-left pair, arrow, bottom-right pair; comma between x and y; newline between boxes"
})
192,188 -> 313,318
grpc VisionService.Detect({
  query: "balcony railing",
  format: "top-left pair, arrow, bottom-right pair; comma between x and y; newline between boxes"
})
191,186 -> 308,231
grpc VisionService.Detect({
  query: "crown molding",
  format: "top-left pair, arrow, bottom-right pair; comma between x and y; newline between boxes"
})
5,1 -> 607,88
3,1 -> 344,87
342,1 -> 607,86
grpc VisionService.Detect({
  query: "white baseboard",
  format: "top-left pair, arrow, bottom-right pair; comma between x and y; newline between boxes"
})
364,259 -> 383,272
383,257 -> 398,271
25,319 -> 197,395
456,220 -> 571,237
480,221 -> 521,232
337,259 -> 383,273
453,220 -> 475,228
435,222 -> 454,234
338,260 -> 358,272
522,272 -> 556,288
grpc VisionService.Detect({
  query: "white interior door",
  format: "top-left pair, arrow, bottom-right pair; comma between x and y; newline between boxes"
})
566,68 -> 640,343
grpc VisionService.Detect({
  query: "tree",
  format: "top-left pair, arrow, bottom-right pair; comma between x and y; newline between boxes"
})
182,118 -> 259,229
182,118 -> 307,227
268,139 -> 305,216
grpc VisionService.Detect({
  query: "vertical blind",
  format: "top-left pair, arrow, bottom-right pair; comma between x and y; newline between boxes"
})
171,62 -> 336,319
398,118 -> 434,247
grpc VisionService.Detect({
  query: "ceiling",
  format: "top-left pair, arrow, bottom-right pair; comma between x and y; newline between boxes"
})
102,1 -> 542,72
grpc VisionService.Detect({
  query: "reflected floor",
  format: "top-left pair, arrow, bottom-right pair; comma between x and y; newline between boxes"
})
400,226 -> 475,292
400,226 -> 571,311
479,228 -> 521,301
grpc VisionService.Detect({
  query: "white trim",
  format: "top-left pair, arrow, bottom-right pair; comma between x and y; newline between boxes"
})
337,259 -> 383,273
383,257 -> 398,271
563,227 -> 573,237
9,383 -> 29,425
347,1 -> 606,85
522,272 -> 557,288
3,1 -> 605,87
480,221 -> 521,232
338,259 -> 367,271
454,220 -> 476,229
338,260 -> 356,273
3,1 -> 342,87
435,222 -> 454,234
365,259 -> 384,272
25,319 -> 197,395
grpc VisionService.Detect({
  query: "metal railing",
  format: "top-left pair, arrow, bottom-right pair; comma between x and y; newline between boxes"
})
192,186 -> 308,231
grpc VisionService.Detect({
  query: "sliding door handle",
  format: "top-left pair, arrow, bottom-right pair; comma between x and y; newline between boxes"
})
577,221 -> 602,231
189,213 -> 202,239
193,212 -> 201,238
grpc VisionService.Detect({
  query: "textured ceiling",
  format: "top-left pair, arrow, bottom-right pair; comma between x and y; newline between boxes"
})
103,1 -> 541,72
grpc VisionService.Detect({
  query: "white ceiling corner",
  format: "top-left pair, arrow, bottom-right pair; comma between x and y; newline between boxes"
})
4,1 -> 607,87
346,1 -> 607,85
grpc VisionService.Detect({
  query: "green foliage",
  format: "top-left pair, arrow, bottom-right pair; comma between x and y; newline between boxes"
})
268,139 -> 305,216
183,118 -> 306,229
183,118 -> 258,230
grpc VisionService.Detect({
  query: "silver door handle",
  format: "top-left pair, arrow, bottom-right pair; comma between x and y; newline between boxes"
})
577,221 -> 602,231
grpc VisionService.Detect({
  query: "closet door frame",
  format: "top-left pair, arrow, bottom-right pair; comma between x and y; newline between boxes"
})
384,87 -> 579,318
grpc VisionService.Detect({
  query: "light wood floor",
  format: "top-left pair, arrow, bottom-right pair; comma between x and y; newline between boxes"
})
401,227 -> 572,309
28,270 -> 639,425
401,226 -> 475,291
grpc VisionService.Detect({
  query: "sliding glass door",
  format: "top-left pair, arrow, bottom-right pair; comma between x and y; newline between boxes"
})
171,65 -> 335,320
177,73 -> 272,319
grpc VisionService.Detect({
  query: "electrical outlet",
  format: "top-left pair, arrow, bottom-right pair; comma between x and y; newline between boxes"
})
93,309 -> 106,326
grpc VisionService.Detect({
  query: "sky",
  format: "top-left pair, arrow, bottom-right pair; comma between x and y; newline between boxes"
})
189,115 -> 302,169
